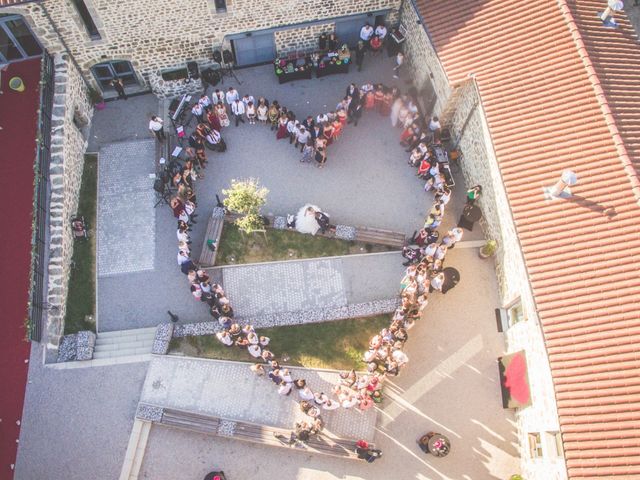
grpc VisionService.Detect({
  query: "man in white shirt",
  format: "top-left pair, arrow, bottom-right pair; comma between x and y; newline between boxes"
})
198,93 -> 212,111
231,98 -> 246,126
148,115 -> 165,142
191,102 -> 204,124
225,86 -> 239,105
316,112 -> 328,125
295,125 -> 311,151
375,24 -> 388,40
242,93 -> 255,106
360,23 -> 374,42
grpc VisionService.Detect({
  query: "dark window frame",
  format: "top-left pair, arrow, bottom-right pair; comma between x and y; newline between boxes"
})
71,0 -> 101,40
213,0 -> 227,13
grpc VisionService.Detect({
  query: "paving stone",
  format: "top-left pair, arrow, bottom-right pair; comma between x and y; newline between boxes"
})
222,258 -> 348,317
97,139 -> 157,277
140,356 -> 376,442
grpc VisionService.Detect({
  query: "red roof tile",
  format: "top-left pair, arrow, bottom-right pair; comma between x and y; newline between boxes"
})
417,0 -> 640,477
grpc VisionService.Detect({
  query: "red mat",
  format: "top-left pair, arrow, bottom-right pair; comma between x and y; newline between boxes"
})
0,58 -> 41,479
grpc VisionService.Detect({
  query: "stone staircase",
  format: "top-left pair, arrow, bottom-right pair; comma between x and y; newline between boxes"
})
93,327 -> 157,360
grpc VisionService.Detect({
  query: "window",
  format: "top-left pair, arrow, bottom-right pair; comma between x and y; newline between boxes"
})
91,60 -> 137,91
546,431 -> 564,458
214,0 -> 227,13
0,16 -> 42,63
496,298 -> 526,332
528,432 -> 543,459
71,0 -> 101,40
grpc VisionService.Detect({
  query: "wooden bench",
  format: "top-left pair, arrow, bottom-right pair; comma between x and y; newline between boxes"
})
354,226 -> 406,248
224,212 -> 405,249
158,407 -> 363,460
198,208 -> 226,267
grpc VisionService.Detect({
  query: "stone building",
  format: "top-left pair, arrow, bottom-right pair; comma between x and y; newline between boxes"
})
405,1 -> 640,479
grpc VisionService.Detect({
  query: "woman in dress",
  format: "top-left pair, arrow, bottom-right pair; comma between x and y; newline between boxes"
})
322,121 -> 334,146
246,101 -> 256,124
331,118 -> 343,142
214,101 -> 230,128
206,108 -> 221,132
276,113 -> 288,140
364,86 -> 376,110
268,102 -> 279,130
374,84 -> 385,113
390,95 -> 403,127
336,108 -> 348,126
257,98 -> 268,123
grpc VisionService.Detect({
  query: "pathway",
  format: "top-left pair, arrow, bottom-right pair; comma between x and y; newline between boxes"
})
139,356 -> 377,442
97,139 -> 156,277
217,251 -> 404,327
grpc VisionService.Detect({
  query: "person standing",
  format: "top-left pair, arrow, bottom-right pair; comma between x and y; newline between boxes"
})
231,98 -> 246,126
393,52 -> 404,79
360,23 -> 374,43
225,86 -> 239,106
149,115 -> 165,142
295,125 -> 311,151
111,78 -> 127,100
191,102 -> 205,124
375,23 -> 388,41
301,139 -> 315,163
355,41 -> 366,72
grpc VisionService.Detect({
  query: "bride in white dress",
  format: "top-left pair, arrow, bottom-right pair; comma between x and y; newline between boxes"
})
295,204 -> 321,235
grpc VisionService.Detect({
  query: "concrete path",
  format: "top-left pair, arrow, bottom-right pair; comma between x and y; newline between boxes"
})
97,139 -> 156,277
15,345 -> 148,480
138,248 -> 519,480
140,356 -> 376,442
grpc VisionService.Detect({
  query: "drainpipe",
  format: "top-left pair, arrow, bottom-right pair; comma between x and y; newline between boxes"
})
39,3 -> 93,91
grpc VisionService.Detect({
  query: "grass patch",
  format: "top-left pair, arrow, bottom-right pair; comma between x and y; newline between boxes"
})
217,222 -> 394,265
64,154 -> 97,334
168,315 -> 390,370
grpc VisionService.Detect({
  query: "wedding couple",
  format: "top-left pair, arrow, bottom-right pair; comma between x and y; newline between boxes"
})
294,204 -> 332,235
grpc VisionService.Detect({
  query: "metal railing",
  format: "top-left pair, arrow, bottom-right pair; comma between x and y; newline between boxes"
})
28,51 -> 54,342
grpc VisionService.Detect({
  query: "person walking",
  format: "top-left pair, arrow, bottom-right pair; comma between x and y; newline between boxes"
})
110,78 -> 127,100
149,115 -> 165,142
393,52 -> 404,79
231,98 -> 246,126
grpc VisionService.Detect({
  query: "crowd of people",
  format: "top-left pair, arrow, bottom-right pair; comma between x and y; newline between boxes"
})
153,66 -> 472,456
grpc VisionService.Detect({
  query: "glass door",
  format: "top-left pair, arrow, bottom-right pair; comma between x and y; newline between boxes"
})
91,60 -> 137,91
0,16 -> 42,63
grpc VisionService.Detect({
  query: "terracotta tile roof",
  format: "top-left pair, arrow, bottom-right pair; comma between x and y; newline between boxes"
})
416,0 -> 640,477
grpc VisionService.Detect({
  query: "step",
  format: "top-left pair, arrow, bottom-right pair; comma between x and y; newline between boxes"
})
94,338 -> 154,352
93,346 -> 152,359
96,332 -> 156,345
97,327 -> 158,339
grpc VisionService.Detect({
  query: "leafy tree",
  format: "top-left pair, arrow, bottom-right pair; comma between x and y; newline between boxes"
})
222,178 -> 269,234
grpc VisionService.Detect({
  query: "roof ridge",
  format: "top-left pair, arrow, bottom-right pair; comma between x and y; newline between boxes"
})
556,0 -> 640,206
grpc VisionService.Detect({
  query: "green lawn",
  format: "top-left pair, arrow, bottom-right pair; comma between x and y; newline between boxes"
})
169,315 -> 390,370
64,154 -> 97,334
216,222 -> 393,265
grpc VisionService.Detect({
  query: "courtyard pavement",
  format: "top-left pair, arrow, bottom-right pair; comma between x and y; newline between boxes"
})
139,247 -> 519,480
95,56 -> 479,332
140,356 -> 377,442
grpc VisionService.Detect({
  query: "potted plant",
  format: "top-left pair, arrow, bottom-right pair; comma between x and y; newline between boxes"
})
88,87 -> 105,110
479,239 -> 497,259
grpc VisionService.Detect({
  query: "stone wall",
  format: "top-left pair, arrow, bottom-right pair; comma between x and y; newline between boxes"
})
14,0 -> 400,92
274,22 -> 335,56
148,72 -> 205,99
45,53 -> 93,358
399,0 -> 450,116
449,81 -> 567,479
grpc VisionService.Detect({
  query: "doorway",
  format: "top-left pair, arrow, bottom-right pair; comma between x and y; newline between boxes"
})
231,33 -> 276,67
91,60 -> 138,92
0,15 -> 42,63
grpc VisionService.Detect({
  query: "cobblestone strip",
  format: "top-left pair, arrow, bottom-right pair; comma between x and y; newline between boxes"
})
171,298 -> 400,339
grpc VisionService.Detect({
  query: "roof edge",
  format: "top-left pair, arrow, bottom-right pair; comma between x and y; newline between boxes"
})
556,0 -> 640,207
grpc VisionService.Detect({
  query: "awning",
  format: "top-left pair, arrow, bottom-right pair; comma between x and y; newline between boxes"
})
498,350 -> 531,409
